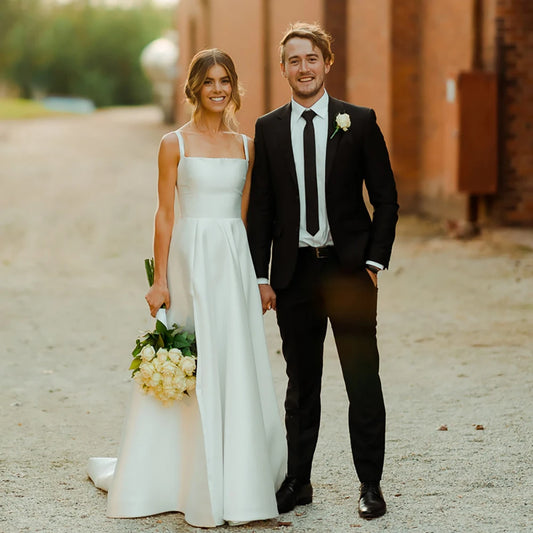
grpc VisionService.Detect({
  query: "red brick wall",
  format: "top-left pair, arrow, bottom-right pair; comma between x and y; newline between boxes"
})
417,0 -> 474,218
324,0 -> 347,101
346,0 -> 391,139
495,0 -> 533,225
482,0 -> 498,71
390,0 -> 422,208
384,0 -> 476,218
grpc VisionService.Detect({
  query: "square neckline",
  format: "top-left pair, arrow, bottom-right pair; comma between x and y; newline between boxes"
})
175,130 -> 248,162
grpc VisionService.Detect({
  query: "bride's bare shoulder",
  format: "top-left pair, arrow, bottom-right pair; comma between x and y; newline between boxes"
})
159,130 -> 180,152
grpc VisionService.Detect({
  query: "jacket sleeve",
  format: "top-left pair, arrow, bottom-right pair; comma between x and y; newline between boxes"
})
362,109 -> 399,268
247,118 -> 275,279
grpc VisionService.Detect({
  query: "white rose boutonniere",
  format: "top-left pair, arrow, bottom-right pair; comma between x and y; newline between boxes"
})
330,112 -> 351,140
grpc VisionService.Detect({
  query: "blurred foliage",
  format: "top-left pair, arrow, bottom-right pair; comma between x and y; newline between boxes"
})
0,0 -> 172,107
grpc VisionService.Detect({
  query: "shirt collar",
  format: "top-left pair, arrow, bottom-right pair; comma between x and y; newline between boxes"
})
291,90 -> 329,120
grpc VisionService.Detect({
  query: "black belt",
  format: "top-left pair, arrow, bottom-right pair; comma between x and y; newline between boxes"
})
299,245 -> 335,259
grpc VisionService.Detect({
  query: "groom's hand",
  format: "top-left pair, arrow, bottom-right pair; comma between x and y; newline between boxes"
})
259,284 -> 277,314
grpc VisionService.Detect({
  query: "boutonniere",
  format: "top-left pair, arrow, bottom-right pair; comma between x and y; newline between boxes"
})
330,112 -> 351,139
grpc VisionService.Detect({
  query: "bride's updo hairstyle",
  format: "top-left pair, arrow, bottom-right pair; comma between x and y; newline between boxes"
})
184,48 -> 242,131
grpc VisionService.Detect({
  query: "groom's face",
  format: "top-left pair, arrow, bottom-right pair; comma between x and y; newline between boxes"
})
281,37 -> 330,104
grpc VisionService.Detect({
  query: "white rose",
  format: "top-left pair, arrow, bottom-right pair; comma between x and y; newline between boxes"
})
160,360 -> 176,376
153,389 -> 167,403
140,345 -> 155,362
180,356 -> 196,377
336,113 -> 351,131
149,372 -> 162,387
162,375 -> 174,390
185,376 -> 196,392
172,370 -> 187,393
173,365 -> 185,380
140,361 -> 155,380
156,348 -> 169,362
168,348 -> 182,364
152,358 -> 162,373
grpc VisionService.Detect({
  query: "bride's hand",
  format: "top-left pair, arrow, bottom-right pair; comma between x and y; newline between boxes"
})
145,283 -> 170,317
259,284 -> 276,314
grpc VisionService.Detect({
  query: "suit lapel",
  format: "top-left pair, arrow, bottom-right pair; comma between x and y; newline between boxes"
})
326,97 -> 343,183
276,103 -> 298,187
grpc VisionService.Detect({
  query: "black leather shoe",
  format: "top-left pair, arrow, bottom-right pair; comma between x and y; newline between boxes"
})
358,482 -> 386,519
276,477 -> 313,513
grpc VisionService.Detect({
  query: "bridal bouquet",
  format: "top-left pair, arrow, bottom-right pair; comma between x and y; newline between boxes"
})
129,259 -> 197,405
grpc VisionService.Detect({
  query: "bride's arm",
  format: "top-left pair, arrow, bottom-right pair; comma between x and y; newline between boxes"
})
145,133 -> 179,317
241,138 -> 255,227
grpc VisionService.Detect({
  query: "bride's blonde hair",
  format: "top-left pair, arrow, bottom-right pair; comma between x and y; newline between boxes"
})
184,48 -> 242,131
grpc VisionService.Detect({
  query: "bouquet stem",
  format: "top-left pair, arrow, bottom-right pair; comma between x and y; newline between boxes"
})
155,307 -> 168,327
145,257 -> 166,310
144,258 -> 155,287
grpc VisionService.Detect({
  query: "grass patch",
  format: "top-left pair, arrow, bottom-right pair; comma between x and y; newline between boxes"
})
0,98 -> 66,119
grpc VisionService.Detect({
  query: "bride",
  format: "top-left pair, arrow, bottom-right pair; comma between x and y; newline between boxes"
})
88,48 -> 286,528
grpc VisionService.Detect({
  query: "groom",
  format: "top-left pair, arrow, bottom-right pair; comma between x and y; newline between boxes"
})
247,22 -> 398,520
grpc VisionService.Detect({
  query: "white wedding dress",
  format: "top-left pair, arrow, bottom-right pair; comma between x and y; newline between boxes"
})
88,131 -> 286,527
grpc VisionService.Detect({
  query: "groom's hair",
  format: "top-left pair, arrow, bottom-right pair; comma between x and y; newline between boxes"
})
280,22 -> 334,65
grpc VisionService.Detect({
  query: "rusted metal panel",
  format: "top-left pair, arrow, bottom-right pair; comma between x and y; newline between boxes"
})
457,71 -> 498,194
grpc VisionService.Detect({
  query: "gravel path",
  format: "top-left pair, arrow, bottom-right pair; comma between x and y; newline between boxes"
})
1,107 -> 531,533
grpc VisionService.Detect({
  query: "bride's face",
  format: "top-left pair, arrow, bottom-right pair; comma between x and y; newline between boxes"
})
200,64 -> 232,114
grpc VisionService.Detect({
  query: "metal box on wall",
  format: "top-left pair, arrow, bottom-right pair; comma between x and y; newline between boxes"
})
456,71 -> 498,195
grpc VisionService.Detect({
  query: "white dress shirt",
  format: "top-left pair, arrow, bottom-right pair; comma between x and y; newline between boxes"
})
290,92 -> 334,248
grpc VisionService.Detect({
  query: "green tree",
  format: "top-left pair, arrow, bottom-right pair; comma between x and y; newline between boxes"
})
0,0 -> 171,106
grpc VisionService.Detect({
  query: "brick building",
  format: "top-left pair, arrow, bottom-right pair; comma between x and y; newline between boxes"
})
175,0 -> 532,226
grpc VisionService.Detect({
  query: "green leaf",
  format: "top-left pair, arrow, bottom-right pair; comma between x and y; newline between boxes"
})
156,334 -> 164,349
174,339 -> 190,349
129,357 -> 141,371
144,258 -> 154,287
155,319 -> 167,334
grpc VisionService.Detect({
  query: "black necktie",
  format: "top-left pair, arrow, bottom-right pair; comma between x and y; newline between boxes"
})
302,109 -> 319,236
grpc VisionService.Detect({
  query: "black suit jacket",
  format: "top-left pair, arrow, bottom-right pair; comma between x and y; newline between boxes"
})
247,96 -> 399,290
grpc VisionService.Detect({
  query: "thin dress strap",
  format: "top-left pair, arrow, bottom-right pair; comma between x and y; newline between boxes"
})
241,134 -> 249,162
174,130 -> 185,158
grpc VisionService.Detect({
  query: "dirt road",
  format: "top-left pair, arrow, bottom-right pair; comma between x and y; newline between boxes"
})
1,107 -> 531,532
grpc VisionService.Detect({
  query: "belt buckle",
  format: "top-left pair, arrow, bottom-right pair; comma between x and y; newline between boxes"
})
315,247 -> 328,259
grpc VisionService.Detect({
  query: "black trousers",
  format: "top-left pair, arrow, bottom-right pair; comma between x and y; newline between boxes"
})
275,247 -> 386,483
